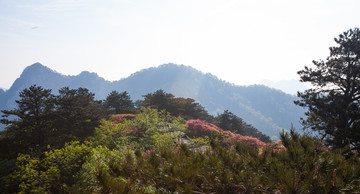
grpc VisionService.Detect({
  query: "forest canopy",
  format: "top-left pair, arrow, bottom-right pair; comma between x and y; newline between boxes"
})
0,83 -> 359,193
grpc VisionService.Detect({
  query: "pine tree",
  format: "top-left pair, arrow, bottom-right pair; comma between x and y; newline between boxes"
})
296,28 -> 360,150
55,87 -> 105,142
1,85 -> 55,156
104,91 -> 134,114
216,110 -> 271,143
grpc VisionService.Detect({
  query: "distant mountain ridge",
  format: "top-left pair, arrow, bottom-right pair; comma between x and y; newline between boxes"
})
260,79 -> 309,95
0,63 -> 306,139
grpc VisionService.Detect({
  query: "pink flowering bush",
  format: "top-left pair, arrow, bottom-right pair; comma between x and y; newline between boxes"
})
268,140 -> 286,152
223,133 -> 266,148
186,119 -> 266,149
186,119 -> 223,137
111,114 -> 136,123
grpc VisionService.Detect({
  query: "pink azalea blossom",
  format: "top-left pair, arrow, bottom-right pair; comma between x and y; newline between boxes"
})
269,140 -> 286,152
111,114 -> 136,123
186,119 -> 266,149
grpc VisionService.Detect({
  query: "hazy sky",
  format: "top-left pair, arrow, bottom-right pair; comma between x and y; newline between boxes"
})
0,0 -> 359,90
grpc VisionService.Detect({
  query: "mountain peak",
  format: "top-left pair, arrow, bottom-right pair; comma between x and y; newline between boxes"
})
77,71 -> 104,82
1,63 -> 305,138
21,62 -> 54,77
79,71 -> 98,76
25,62 -> 47,70
158,63 -> 179,67
157,63 -> 197,71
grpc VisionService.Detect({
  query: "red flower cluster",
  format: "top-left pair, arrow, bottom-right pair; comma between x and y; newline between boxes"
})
222,131 -> 266,148
186,119 -> 223,136
186,119 -> 266,149
111,114 -> 136,123
268,140 -> 286,152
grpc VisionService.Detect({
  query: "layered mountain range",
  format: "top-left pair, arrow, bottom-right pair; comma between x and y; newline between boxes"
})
0,63 -> 306,139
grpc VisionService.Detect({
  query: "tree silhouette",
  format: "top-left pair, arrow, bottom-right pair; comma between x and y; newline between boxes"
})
104,91 -> 134,114
1,85 -> 55,156
296,28 -> 360,150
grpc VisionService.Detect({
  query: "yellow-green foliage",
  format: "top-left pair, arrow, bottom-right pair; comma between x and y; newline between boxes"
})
152,132 -> 179,151
94,107 -> 187,150
11,141 -> 92,193
65,132 -> 360,193
4,108 -> 360,193
186,136 -> 210,148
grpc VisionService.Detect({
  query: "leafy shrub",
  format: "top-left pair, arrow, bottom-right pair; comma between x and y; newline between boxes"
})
186,119 -> 266,149
11,141 -> 92,193
110,114 -> 136,123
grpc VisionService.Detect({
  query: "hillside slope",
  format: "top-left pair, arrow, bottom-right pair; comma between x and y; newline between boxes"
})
0,63 -> 305,139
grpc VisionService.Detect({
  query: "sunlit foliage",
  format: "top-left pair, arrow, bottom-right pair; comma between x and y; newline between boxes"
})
1,82 -> 360,193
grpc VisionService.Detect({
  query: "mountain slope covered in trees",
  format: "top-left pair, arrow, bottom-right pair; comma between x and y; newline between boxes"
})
0,63 -> 305,138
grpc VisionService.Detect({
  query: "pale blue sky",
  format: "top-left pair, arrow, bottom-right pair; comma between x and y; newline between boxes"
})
0,0 -> 359,89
